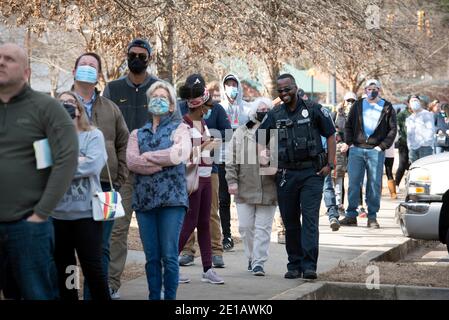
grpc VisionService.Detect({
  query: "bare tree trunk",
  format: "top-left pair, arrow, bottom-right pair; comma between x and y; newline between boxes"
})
156,18 -> 175,83
49,66 -> 59,97
264,56 -> 280,99
25,28 -> 32,84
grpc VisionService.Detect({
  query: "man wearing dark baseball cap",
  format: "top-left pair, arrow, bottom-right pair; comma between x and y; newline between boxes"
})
127,38 -> 152,56
102,38 -> 159,299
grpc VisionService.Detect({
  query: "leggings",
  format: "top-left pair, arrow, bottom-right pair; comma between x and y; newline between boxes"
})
384,157 -> 394,180
178,177 -> 212,270
395,143 -> 409,186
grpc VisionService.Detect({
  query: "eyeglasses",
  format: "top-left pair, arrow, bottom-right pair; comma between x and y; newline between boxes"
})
345,99 -> 355,103
128,52 -> 148,61
277,87 -> 292,94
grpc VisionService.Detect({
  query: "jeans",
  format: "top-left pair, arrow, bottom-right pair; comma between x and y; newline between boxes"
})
435,146 -> 449,154
136,206 -> 185,300
236,203 -> 276,269
276,168 -> 324,272
0,219 -> 58,300
53,218 -> 110,300
346,146 -> 385,219
218,164 -> 232,239
83,182 -> 115,299
323,172 -> 339,220
334,176 -> 345,207
409,146 -> 433,164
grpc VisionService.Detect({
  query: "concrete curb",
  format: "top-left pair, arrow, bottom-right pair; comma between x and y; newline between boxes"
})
272,238 -> 431,300
270,282 -> 324,300
352,238 -> 427,264
276,281 -> 449,300
371,238 -> 428,262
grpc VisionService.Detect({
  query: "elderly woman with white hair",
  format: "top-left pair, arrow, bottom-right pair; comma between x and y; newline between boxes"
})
225,97 -> 278,276
126,80 -> 192,300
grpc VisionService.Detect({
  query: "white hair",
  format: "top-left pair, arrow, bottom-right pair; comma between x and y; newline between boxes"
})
248,97 -> 273,122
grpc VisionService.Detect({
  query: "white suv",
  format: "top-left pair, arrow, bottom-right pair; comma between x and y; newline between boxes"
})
395,152 -> 449,253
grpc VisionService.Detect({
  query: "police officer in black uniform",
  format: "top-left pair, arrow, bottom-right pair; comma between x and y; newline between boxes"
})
257,74 -> 336,280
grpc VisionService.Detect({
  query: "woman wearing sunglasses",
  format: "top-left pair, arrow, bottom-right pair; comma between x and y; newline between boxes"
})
52,91 -> 110,300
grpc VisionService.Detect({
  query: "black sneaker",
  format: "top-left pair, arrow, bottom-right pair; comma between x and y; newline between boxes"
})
367,218 -> 380,229
223,237 -> 234,252
252,266 -> 265,276
247,260 -> 252,272
284,269 -> 302,279
339,216 -> 358,226
303,270 -> 317,280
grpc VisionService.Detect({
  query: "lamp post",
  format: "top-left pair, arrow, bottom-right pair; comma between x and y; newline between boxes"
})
308,68 -> 316,101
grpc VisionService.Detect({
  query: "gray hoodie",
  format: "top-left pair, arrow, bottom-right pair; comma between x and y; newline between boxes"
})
220,73 -> 250,129
53,129 -> 107,220
220,73 -> 250,162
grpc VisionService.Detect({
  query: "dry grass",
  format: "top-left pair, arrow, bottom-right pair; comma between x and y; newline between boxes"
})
121,262 -> 146,282
128,226 -> 143,251
320,260 -> 449,288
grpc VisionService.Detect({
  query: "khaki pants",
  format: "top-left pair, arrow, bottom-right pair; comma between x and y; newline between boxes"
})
275,211 -> 285,234
181,173 -> 223,256
108,174 -> 134,291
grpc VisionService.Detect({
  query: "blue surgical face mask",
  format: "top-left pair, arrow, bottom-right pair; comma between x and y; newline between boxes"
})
203,108 -> 212,120
148,97 -> 170,115
410,100 -> 422,112
225,85 -> 238,100
75,65 -> 98,84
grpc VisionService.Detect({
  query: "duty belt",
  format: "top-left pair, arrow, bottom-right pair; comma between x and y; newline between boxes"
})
278,160 -> 316,170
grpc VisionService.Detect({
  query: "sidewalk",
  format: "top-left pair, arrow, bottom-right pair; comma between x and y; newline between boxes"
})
119,194 -> 407,300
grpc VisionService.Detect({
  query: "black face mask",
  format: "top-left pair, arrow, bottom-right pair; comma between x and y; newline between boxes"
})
256,111 -> 267,122
63,103 -> 77,119
128,58 -> 148,74
369,90 -> 379,99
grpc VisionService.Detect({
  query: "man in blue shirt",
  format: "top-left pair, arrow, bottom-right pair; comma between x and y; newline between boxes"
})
339,79 -> 397,229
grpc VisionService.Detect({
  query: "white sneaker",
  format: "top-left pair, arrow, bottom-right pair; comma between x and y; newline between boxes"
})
109,288 -> 120,300
201,268 -> 224,284
179,274 -> 191,284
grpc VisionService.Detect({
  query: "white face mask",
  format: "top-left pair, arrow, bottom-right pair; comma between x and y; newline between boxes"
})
410,100 -> 422,112
225,85 -> 238,100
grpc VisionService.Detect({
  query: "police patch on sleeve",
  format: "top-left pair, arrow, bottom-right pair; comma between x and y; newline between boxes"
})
321,107 -> 330,117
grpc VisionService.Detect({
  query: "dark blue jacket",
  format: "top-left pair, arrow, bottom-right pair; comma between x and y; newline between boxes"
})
434,112 -> 449,134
